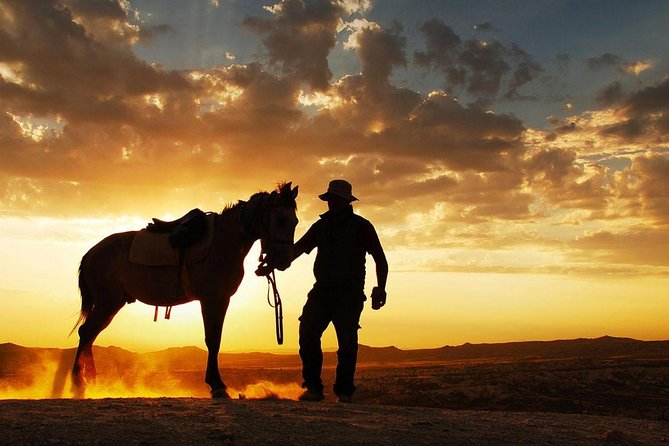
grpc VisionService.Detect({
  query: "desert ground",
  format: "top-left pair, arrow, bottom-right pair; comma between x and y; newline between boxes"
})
2,338 -> 668,444
2,397 -> 669,445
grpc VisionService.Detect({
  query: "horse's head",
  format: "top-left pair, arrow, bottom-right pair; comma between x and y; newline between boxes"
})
257,182 -> 299,271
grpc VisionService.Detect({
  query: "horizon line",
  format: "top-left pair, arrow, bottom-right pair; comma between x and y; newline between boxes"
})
4,334 -> 669,355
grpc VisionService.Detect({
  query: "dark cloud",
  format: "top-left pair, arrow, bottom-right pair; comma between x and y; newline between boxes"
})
600,118 -> 646,140
458,39 -> 511,96
584,53 -> 623,71
621,77 -> 669,117
138,24 -> 173,44
414,19 -> 461,67
596,81 -> 625,107
505,43 -> 543,100
242,0 -> 346,91
355,21 -> 407,89
414,19 -> 542,100
600,77 -> 669,142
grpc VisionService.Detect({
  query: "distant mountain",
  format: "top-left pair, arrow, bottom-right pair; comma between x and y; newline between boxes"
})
1,336 -> 668,375
357,336 -> 669,363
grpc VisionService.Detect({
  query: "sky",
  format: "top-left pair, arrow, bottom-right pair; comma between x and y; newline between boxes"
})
0,0 -> 668,353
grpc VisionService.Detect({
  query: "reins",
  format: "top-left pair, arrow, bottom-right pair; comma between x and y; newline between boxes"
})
249,195 -> 288,345
265,269 -> 283,345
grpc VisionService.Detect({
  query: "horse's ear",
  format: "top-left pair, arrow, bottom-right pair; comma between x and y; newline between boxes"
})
291,185 -> 299,199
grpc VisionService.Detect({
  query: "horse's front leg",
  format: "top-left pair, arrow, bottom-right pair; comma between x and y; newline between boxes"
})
201,295 -> 231,398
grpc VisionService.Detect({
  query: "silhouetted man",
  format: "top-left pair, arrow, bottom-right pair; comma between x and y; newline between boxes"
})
292,179 -> 388,403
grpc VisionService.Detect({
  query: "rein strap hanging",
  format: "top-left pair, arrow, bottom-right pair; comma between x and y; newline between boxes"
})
266,270 -> 283,345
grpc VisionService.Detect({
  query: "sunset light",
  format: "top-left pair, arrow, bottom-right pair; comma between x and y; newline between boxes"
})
1,0 -> 668,358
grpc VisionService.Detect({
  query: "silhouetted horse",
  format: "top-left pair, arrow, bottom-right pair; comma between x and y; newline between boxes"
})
71,182 -> 299,398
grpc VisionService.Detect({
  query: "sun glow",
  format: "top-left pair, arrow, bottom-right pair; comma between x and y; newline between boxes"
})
624,60 -> 653,75
0,62 -> 23,84
297,90 -> 344,110
367,120 -> 385,134
144,94 -> 165,111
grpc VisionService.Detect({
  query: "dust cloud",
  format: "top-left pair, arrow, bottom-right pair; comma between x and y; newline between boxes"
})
0,352 -> 302,400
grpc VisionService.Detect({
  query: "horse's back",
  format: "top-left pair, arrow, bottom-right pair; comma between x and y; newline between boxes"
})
81,231 -> 137,275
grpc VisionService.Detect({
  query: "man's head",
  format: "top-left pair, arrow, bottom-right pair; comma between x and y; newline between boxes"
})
319,179 -> 357,211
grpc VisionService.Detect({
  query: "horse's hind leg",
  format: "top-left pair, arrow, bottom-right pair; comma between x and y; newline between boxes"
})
72,301 -> 125,397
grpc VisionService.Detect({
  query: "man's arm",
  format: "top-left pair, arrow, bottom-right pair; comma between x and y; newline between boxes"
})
372,249 -> 388,290
361,221 -> 388,309
292,223 -> 318,261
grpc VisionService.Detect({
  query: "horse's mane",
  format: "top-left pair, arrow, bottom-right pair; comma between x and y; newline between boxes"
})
221,182 -> 296,214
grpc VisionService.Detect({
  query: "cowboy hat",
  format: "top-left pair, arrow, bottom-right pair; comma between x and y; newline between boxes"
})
318,179 -> 358,202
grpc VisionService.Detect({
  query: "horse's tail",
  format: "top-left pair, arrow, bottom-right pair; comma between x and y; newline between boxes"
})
69,254 -> 94,337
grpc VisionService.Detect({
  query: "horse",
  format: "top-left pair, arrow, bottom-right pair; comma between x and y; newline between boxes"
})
71,182 -> 299,398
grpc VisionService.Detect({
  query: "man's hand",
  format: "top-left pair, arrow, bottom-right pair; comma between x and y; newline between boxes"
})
371,287 -> 386,310
255,263 -> 273,277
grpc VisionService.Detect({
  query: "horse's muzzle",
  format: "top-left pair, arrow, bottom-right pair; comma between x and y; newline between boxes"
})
274,258 -> 292,271
264,246 -> 293,271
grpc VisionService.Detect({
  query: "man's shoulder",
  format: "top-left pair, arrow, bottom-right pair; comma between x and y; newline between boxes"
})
352,213 -> 373,227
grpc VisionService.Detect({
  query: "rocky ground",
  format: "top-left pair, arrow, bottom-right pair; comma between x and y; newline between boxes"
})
1,397 -> 669,445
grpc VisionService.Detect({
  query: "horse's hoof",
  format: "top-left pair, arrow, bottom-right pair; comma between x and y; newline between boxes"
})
210,388 -> 230,399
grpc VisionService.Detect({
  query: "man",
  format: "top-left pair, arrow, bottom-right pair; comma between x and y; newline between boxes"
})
290,179 -> 388,403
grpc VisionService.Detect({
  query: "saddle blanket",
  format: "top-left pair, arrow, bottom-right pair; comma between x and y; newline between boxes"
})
129,213 -> 216,266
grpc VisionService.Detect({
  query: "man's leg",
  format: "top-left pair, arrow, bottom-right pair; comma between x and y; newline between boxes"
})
332,298 -> 364,399
298,292 -> 330,395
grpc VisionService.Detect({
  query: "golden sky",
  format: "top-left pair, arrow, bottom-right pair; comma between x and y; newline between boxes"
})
1,0 -> 668,352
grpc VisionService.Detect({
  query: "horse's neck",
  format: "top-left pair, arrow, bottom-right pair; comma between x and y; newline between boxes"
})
216,206 -> 258,259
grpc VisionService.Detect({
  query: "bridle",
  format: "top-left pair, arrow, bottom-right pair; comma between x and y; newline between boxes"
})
243,194 -> 294,247
242,193 -> 294,345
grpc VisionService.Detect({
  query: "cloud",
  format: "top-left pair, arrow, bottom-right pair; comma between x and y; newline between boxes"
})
0,0 -> 192,121
137,24 -> 173,44
242,0 -> 347,91
347,21 -> 407,90
338,0 -> 372,14
0,1 -> 530,223
584,53 -> 623,71
585,53 -> 654,76
628,154 -> 669,224
414,19 -> 542,100
414,19 -> 461,67
0,0 -> 668,280
600,77 -> 669,142
596,81 -> 625,107
571,226 -> 669,267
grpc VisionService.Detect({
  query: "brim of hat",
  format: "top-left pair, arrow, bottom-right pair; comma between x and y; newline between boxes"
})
319,192 -> 358,202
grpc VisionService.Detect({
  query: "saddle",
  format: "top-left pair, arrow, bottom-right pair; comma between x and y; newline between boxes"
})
147,208 -> 207,249
129,209 -> 215,267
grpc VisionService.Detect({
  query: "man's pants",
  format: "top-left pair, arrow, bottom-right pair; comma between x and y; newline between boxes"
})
298,287 -> 365,396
